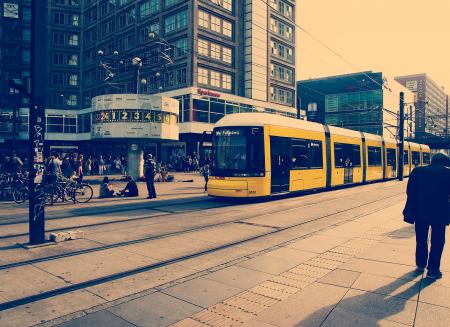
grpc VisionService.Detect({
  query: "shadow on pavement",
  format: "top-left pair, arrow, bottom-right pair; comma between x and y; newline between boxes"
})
299,270 -> 435,327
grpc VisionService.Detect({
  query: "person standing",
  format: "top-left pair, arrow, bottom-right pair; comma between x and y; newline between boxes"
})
144,154 -> 157,199
403,153 -> 450,279
77,155 -> 84,184
200,163 -> 210,192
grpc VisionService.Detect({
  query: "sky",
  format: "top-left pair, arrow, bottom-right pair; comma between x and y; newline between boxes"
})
297,0 -> 450,93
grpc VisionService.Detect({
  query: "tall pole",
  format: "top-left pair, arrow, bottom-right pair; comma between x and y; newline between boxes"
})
297,97 -> 302,120
398,92 -> 405,181
28,0 -> 47,244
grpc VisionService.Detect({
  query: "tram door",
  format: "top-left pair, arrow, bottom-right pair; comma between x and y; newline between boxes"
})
344,164 -> 353,184
270,137 -> 291,193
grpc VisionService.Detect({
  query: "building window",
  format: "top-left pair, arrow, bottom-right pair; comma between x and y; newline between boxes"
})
22,29 -> 31,42
176,68 -> 187,84
64,115 -> 77,133
198,10 -> 233,38
197,38 -> 233,64
69,74 -> 78,86
68,54 -> 78,66
270,63 -> 294,84
22,7 -> 31,21
207,0 -> 232,12
173,38 -> 188,57
140,0 -> 159,18
53,12 -> 65,24
70,14 -> 79,26
271,40 -> 293,63
198,67 -> 208,85
164,0 -> 182,8
270,18 -> 293,41
53,33 -> 65,45
270,86 -> 293,105
198,39 -> 208,56
270,0 -> 293,20
197,67 -> 232,91
68,34 -> 79,46
53,53 -> 64,65
22,49 -> 31,63
164,10 -> 187,34
67,94 -> 78,106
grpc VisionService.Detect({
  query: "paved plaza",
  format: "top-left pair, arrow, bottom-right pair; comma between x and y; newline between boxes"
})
0,175 -> 448,326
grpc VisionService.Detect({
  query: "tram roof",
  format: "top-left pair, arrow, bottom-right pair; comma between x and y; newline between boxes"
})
214,113 -> 325,133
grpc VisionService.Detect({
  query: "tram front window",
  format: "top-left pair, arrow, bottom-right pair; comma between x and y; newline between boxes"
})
212,127 -> 265,177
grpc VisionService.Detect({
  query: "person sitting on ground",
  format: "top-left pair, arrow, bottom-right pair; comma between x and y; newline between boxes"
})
118,176 -> 139,197
99,176 -> 115,198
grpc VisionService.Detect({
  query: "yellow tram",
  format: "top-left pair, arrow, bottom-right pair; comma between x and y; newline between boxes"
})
208,113 -> 431,198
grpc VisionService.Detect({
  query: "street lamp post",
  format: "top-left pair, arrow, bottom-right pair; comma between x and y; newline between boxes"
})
131,57 -> 143,95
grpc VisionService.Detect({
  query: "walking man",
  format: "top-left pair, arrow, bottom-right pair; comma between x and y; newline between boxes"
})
403,153 -> 450,279
145,154 -> 157,199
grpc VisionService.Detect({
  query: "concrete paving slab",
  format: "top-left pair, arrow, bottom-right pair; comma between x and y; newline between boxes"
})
108,291 -> 202,327
415,302 -> 450,327
122,235 -> 217,261
357,243 -> 414,266
34,248 -> 157,284
318,269 -> 361,288
0,265 -> 67,303
86,263 -> 197,302
418,279 -> 450,308
351,272 -> 421,301
178,246 -> 254,272
162,276 -> 243,308
204,265 -> 273,290
287,234 -> 350,253
340,258 -> 420,280
183,223 -> 273,245
335,288 -> 417,326
55,310 -> 135,327
254,282 -> 348,327
0,290 -> 105,327
321,306 -> 407,327
263,247 -> 317,264
237,253 -> 300,275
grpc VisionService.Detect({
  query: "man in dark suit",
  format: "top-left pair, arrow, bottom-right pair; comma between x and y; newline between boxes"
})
404,153 -> 450,279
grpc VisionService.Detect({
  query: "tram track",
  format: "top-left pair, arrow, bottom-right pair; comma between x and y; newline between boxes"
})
0,182 -> 388,241
0,190 -> 404,311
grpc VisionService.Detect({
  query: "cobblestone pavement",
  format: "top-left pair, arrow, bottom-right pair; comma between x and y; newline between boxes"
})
0,179 -> 448,326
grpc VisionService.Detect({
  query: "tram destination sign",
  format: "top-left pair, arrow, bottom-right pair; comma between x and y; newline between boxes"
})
93,109 -> 177,125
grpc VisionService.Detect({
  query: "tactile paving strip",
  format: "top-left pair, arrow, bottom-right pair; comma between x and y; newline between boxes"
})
170,225 -> 395,326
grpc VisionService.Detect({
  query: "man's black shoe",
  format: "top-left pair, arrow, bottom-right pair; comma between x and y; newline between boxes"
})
426,270 -> 443,279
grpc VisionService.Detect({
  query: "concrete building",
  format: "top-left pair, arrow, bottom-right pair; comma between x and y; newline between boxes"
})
297,71 -> 414,138
1,0 -> 300,162
395,73 -> 449,138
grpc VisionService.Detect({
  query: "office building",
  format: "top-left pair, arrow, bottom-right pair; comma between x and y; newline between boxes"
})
395,73 -> 449,137
0,0 -> 299,161
297,71 -> 414,138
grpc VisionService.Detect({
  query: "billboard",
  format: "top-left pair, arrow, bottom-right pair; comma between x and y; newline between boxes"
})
3,3 -> 19,18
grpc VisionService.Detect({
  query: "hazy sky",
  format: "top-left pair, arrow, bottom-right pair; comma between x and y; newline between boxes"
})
297,0 -> 450,92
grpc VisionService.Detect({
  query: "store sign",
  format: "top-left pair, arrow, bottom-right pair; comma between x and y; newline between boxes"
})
405,80 -> 418,92
198,88 -> 221,98
3,3 -> 19,18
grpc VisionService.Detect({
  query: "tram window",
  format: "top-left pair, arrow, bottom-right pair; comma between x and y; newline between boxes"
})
412,151 -> 420,165
352,145 -> 361,167
422,152 -> 430,165
334,143 -> 360,168
403,151 -> 409,164
291,139 -> 323,169
387,148 -> 396,166
334,144 -> 344,168
368,146 -> 382,166
292,139 -> 309,169
309,140 -> 323,168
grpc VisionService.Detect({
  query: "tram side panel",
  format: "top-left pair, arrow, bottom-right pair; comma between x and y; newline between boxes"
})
329,135 -> 364,187
365,139 -> 384,182
268,125 -> 327,193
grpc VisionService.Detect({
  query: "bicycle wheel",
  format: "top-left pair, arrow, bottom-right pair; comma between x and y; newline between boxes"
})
13,184 -> 28,204
73,184 -> 93,203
